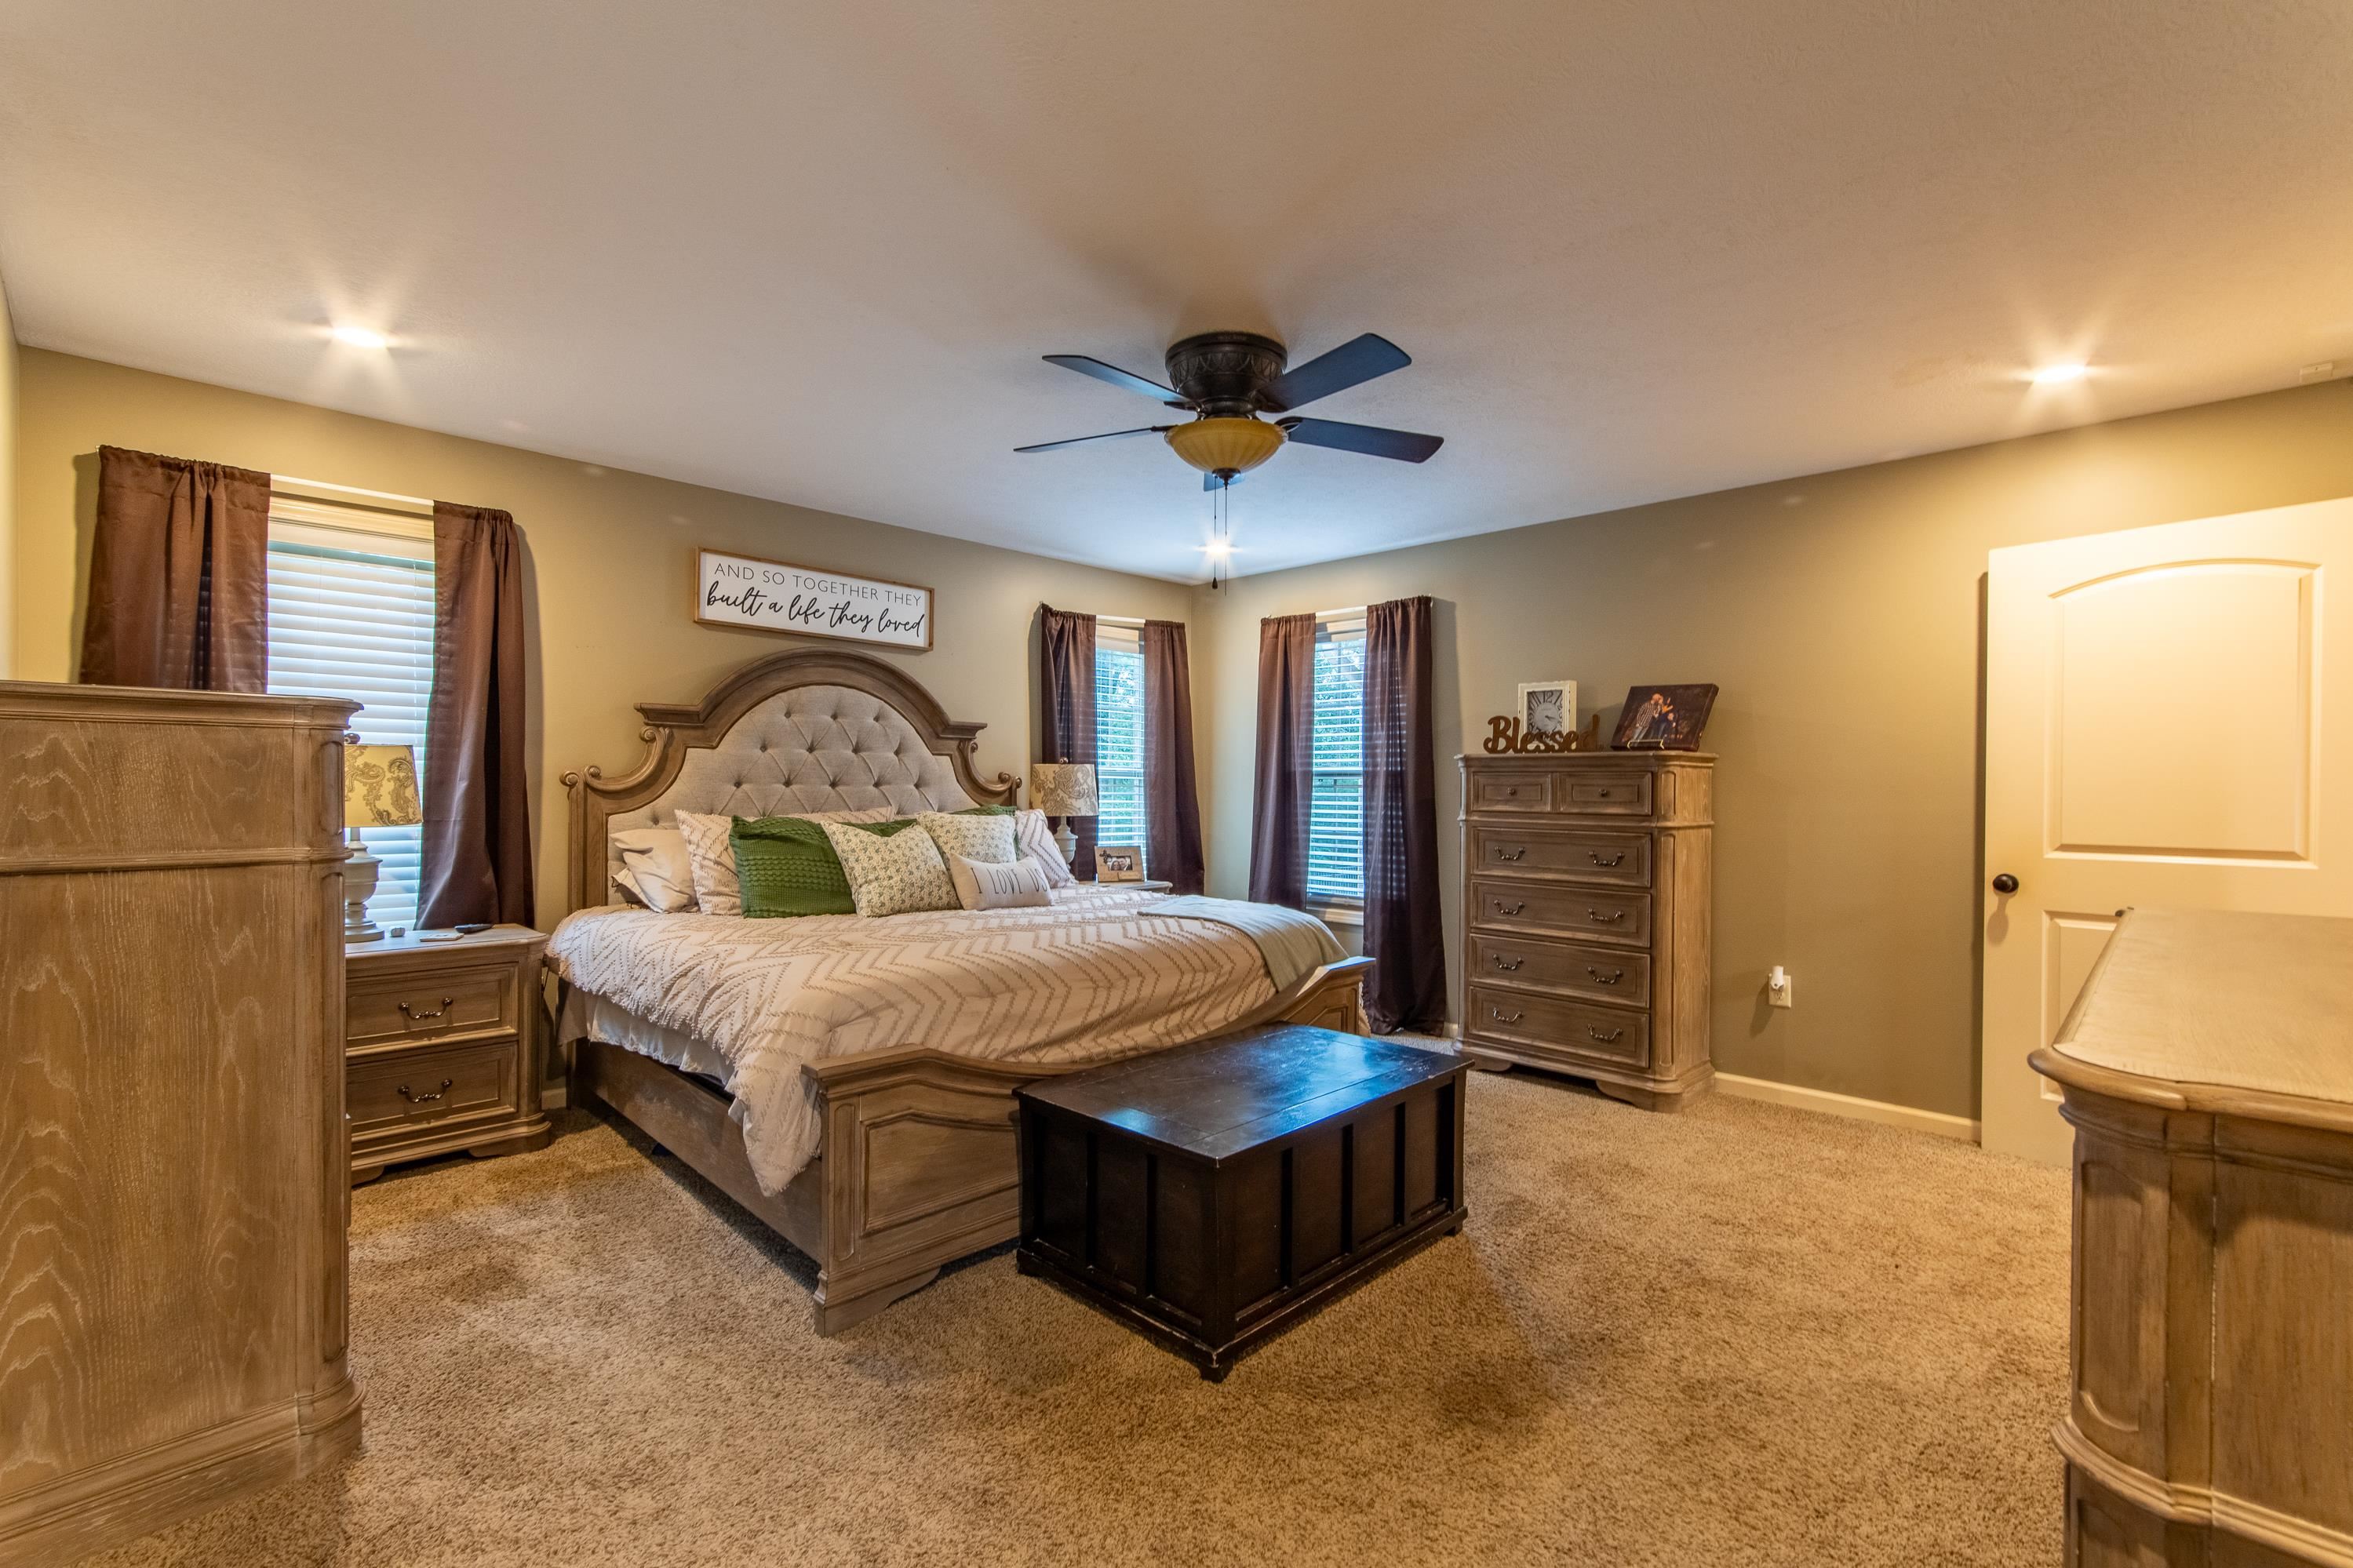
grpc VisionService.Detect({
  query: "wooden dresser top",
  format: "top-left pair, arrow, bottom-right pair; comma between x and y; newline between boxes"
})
2047,908 -> 2353,1110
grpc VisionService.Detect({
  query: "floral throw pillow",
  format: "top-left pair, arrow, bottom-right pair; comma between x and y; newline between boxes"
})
918,809 -> 1017,866
821,820 -> 959,917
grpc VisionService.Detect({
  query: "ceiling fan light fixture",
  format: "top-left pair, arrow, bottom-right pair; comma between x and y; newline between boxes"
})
1164,417 -> 1284,478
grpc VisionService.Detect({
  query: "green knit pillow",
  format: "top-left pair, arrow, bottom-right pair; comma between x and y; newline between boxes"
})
730,816 -> 927,919
956,805 -> 1016,816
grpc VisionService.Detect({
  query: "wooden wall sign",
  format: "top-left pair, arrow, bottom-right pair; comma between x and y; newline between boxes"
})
1482,713 -> 1602,755
696,548 -> 933,650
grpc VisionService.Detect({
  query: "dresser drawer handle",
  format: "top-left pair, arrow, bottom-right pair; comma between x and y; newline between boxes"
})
1587,850 -> 1626,868
1587,908 -> 1625,924
1490,1006 -> 1524,1024
1491,954 -> 1524,972
1495,847 -> 1526,862
1595,788 -> 1613,799
1586,1026 -> 1624,1045
1495,900 -> 1525,916
1503,786 -> 1519,796
397,1077 -> 454,1105
1586,966 -> 1626,985
398,995 -> 456,1023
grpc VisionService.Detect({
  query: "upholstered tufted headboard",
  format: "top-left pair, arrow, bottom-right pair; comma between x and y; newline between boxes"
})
562,648 -> 1021,911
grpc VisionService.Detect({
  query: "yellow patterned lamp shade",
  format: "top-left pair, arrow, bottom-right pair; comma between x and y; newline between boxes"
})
1028,762 -> 1098,817
344,744 -> 423,828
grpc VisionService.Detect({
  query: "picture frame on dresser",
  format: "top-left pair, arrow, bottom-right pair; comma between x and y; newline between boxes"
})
1456,751 -> 1715,1110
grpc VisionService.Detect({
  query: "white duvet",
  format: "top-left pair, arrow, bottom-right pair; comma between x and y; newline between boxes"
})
547,886 -> 1302,1193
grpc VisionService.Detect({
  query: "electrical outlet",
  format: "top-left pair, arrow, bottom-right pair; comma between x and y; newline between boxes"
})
1767,966 -> 1794,1009
2300,361 -> 2340,385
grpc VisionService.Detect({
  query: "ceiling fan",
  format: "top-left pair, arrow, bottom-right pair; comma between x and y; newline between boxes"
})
1016,331 -> 1443,489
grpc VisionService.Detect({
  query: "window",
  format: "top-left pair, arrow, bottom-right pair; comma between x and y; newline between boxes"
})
1308,612 -> 1366,902
1094,620 -> 1148,858
265,501 -> 435,930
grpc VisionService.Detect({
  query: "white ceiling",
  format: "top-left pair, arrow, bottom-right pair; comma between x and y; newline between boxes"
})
4,2 -> 2351,581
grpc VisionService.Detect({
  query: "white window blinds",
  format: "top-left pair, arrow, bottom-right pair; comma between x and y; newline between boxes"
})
1094,620 -> 1149,860
265,513 -> 435,930
1308,613 -> 1367,900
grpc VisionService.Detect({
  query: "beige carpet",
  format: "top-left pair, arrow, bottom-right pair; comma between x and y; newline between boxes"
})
89,1070 -> 2071,1568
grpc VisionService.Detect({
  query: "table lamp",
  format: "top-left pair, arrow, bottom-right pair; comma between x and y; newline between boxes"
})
1026,761 -> 1098,864
344,742 -> 422,942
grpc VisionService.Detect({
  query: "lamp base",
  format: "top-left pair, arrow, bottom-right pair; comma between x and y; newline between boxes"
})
344,837 -> 386,944
1054,819 -> 1077,865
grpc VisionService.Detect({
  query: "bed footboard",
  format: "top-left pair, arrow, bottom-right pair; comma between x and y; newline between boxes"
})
576,957 -> 1375,1335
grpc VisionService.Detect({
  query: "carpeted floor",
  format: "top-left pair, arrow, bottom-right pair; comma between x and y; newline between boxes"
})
88,1068 -> 2071,1568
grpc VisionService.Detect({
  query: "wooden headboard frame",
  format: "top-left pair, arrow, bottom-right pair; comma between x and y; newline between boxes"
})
559,647 -> 1021,913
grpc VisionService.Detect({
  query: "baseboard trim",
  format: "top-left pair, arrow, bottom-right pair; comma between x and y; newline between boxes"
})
1714,1073 -> 1980,1143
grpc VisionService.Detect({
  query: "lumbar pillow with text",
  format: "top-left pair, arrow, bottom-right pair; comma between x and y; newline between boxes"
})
609,826 -> 697,912
1011,808 -> 1077,888
947,852 -> 1051,911
919,809 -> 1017,866
676,807 -> 893,915
821,819 -> 960,917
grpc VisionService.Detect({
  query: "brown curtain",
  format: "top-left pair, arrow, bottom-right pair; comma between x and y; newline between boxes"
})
1248,613 -> 1318,908
1037,605 -> 1098,879
1362,595 -> 1445,1032
1142,619 -> 1206,895
418,503 -> 534,927
78,445 -> 269,692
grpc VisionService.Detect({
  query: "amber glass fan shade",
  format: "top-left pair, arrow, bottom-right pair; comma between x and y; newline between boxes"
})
1164,417 -> 1285,476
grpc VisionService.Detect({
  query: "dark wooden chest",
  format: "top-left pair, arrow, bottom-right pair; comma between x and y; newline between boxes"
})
1015,1024 -> 1470,1380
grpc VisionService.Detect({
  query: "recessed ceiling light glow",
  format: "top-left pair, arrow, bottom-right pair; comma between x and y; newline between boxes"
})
2029,362 -> 2089,385
330,324 -> 391,350
1204,539 -> 1233,558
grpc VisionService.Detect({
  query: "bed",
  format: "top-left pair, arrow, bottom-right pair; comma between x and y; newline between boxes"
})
553,647 -> 1370,1333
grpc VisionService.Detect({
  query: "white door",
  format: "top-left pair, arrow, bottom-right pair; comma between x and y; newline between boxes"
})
1983,499 -> 2352,1163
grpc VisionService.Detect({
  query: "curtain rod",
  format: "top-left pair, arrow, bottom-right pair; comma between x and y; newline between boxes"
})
271,474 -> 435,517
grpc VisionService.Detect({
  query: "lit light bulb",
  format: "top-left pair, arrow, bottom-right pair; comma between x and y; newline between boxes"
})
330,325 -> 391,350
2029,362 -> 2089,385
1204,539 -> 1233,558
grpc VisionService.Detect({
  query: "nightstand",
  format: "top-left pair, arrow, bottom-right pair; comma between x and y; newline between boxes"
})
346,925 -> 552,1184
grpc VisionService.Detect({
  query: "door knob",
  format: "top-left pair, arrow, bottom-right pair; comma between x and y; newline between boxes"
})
1991,873 -> 2019,895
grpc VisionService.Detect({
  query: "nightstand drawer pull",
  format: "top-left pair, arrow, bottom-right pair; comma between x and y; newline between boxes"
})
1586,966 -> 1626,985
1587,908 -> 1626,924
1495,900 -> 1524,916
1491,954 -> 1524,972
1587,850 -> 1626,868
1595,788 -> 1613,798
1495,846 -> 1527,862
1586,1025 -> 1624,1045
397,1078 -> 454,1105
1490,1006 -> 1524,1024
398,996 -> 455,1022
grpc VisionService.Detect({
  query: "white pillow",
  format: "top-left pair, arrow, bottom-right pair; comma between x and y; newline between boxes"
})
821,820 -> 959,918
947,852 -> 1051,911
675,806 -> 894,916
610,826 -> 697,913
918,809 -> 1017,865
1013,808 -> 1076,889
612,866 -> 650,908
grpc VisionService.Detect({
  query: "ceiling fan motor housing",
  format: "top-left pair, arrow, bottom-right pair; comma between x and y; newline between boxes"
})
1164,331 -> 1288,417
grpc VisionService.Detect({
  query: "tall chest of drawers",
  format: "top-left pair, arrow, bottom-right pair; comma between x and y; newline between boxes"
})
1457,751 -> 1715,1110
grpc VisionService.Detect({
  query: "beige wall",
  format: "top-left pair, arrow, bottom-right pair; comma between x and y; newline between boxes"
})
11,348 -> 1193,915
0,269 -> 17,678
1192,379 -> 2353,1119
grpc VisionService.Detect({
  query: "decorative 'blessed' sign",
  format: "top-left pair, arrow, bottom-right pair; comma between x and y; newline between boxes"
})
695,549 -> 933,651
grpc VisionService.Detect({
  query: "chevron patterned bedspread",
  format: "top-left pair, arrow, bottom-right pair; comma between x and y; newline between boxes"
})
547,886 -> 1282,1193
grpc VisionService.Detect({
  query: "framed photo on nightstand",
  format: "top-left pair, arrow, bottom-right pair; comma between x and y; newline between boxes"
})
1095,845 -> 1144,882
